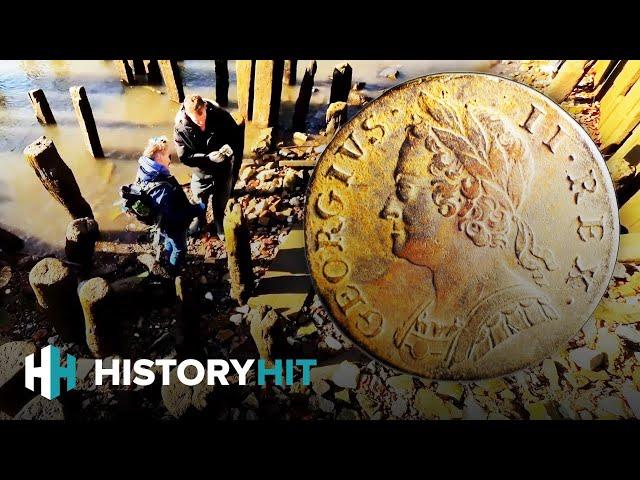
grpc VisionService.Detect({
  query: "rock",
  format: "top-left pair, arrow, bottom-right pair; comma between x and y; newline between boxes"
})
436,382 -> 464,402
0,266 -> 11,289
542,359 -> 560,390
379,66 -> 400,79
387,375 -> 415,393
324,336 -> 342,351
462,392 -> 488,420
615,325 -> 640,344
296,323 -> 317,337
391,398 -> 408,417
310,364 -> 339,384
229,313 -> 243,325
246,410 -> 259,420
312,379 -> 330,396
239,166 -> 256,182
216,329 -> 235,342
336,408 -> 360,420
569,347 -> 606,370
622,381 -> 640,419
242,393 -> 259,409
293,132 -> 308,145
236,305 -> 250,314
613,262 -> 628,279
525,401 -> 560,420
356,393 -> 379,419
332,361 -> 360,389
251,127 -> 274,156
334,389 -> 350,403
596,328 -> 622,364
14,396 -> 64,420
414,388 -> 460,419
597,396 -> 628,418
309,395 -> 334,413
204,292 -> 214,301
161,366 -> 215,418
0,341 -> 37,389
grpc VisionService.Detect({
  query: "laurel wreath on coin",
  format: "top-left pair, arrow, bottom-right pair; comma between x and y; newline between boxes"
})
416,92 -> 558,286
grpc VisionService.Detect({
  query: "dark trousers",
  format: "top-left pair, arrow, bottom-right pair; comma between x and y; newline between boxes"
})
190,160 -> 233,236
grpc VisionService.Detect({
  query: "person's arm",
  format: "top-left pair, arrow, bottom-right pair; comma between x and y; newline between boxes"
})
150,185 -> 205,226
173,129 -> 208,168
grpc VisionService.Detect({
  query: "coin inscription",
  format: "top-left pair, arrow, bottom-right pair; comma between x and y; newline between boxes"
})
305,73 -> 619,379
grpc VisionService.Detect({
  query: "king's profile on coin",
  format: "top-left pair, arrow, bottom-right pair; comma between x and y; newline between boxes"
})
305,73 -> 618,379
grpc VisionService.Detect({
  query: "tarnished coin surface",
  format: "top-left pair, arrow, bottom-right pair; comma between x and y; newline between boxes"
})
305,73 -> 618,379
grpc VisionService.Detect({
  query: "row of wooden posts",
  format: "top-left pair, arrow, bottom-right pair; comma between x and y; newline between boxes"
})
545,60 -> 640,263
29,59 -> 355,160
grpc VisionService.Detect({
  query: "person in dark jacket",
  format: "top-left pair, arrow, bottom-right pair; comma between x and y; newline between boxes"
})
173,94 -> 239,240
136,136 -> 205,270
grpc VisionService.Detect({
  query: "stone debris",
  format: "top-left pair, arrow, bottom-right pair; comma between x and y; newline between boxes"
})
332,361 -> 360,389
569,347 -> 606,371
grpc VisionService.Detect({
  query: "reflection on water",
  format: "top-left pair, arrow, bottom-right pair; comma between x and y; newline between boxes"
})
0,60 -> 491,254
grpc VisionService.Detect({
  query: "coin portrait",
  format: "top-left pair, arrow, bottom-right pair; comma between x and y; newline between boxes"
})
305,73 -> 619,379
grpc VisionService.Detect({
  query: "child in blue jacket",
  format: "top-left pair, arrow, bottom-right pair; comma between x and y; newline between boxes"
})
136,136 -> 205,270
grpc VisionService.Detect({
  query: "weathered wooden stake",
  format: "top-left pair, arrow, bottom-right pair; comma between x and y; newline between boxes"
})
79,277 -> 115,357
158,60 -> 185,103
325,101 -> 348,136
230,113 -> 246,188
116,60 -> 134,85
283,60 -> 297,85
223,200 -> 254,304
29,258 -> 84,342
329,63 -> 352,104
65,217 -> 99,268
24,136 -> 94,219
28,89 -> 56,125
236,60 -> 255,121
144,59 -> 162,84
215,60 -> 229,107
253,60 -> 284,128
69,86 -> 104,158
131,59 -> 146,76
292,60 -> 317,132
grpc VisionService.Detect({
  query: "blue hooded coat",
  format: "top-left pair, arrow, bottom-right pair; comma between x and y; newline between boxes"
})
136,156 -> 203,233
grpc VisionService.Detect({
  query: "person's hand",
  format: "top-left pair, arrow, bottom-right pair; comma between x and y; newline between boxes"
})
219,144 -> 233,158
208,150 -> 225,163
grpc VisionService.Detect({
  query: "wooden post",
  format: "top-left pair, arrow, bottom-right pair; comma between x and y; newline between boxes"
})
116,61 -> 134,85
283,60 -> 297,85
544,60 -> 589,103
144,59 -> 162,84
291,60 -> 317,132
65,217 -> 99,268
252,60 -> 284,128
28,89 -> 56,125
325,101 -> 348,136
236,60 -> 255,121
79,277 -> 116,357
215,60 -> 229,107
223,200 -> 254,305
230,113 -> 246,188
29,258 -> 84,342
158,60 -> 185,103
69,86 -> 104,158
330,63 -> 352,104
131,59 -> 146,76
24,136 -> 94,219
292,60 -> 317,132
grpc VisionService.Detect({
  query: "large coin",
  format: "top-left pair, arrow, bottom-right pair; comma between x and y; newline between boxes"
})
305,73 -> 618,379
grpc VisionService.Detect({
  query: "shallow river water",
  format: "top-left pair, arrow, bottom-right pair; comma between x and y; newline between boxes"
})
0,60 -> 492,254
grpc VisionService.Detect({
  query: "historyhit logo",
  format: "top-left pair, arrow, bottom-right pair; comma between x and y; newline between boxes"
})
25,346 -> 316,400
25,345 -> 77,400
